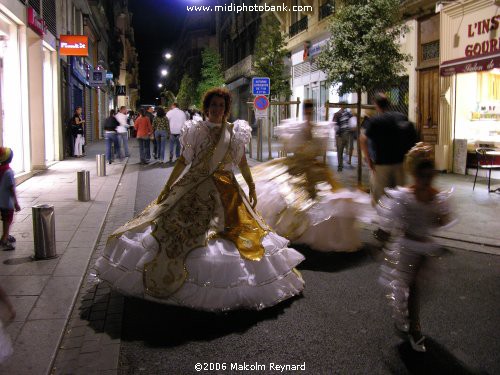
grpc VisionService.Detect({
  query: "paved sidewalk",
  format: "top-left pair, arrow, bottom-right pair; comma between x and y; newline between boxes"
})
0,141 -> 128,374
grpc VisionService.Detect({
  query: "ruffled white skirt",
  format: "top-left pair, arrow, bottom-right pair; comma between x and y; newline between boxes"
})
255,180 -> 374,252
95,227 -> 305,311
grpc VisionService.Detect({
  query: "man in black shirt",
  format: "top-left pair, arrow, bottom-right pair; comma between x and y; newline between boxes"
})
361,93 -> 417,206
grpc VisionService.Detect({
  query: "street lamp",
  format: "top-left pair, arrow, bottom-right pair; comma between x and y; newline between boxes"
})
161,69 -> 168,76
158,83 -> 163,88
165,52 -> 172,60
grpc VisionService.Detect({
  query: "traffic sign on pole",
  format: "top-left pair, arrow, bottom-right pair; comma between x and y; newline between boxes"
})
253,95 -> 269,111
252,77 -> 270,95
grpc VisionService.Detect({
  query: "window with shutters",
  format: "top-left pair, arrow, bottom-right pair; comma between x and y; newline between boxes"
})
42,0 -> 57,36
28,0 -> 40,14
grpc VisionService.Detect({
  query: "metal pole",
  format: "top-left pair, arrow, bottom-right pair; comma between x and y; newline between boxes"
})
296,97 -> 300,118
32,204 -> 57,260
268,107 -> 272,160
248,106 -> 253,158
257,119 -> 263,162
77,170 -> 91,202
96,154 -> 106,177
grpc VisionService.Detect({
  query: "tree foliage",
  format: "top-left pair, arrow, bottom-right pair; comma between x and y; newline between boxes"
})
316,0 -> 411,96
176,74 -> 196,110
161,90 -> 176,108
253,16 -> 292,99
196,48 -> 225,105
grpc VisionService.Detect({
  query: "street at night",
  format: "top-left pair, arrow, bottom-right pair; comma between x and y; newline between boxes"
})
0,0 -> 499,374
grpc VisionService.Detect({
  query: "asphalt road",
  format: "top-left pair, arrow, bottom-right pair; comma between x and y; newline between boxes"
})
117,159 -> 500,375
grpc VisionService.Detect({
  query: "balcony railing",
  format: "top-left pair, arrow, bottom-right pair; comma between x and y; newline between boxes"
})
289,16 -> 308,38
319,1 -> 335,20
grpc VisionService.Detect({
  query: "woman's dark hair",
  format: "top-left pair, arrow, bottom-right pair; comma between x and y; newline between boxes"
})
74,106 -> 82,114
202,88 -> 232,120
303,99 -> 314,110
413,159 -> 435,178
139,108 -> 146,117
156,107 -> 166,117
109,109 -> 116,117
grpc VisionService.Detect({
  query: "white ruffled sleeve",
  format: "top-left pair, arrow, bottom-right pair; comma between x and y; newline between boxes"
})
231,120 -> 251,164
275,119 -> 307,152
180,120 -> 203,164
435,189 -> 457,229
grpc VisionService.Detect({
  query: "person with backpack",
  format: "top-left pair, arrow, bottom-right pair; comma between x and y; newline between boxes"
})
360,93 -> 417,240
104,109 -> 120,164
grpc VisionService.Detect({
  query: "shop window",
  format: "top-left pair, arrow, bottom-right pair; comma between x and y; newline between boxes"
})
319,1 -> 335,21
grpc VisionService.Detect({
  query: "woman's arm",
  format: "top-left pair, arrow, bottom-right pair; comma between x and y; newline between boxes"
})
238,153 -> 257,208
156,156 -> 188,203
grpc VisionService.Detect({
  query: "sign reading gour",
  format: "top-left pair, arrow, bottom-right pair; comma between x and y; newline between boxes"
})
440,2 -> 500,76
60,35 -> 89,56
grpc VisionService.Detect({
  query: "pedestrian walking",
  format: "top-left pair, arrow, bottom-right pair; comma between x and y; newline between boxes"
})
333,102 -> 353,171
360,93 -> 417,240
146,106 -> 157,159
94,87 -> 304,311
0,147 -> 20,251
115,106 -> 131,158
377,143 -> 455,352
135,108 -> 153,164
104,110 -> 120,164
166,102 -> 187,162
153,107 -> 169,163
72,107 -> 85,157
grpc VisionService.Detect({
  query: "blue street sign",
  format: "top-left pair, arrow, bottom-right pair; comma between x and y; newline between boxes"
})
252,77 -> 270,95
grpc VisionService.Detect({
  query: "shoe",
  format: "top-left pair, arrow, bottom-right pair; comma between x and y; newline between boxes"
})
169,158 -> 173,163
337,166 -> 343,172
0,240 -> 15,251
108,161 -> 112,165
409,334 -> 426,352
394,322 -> 409,337
7,235 -> 16,243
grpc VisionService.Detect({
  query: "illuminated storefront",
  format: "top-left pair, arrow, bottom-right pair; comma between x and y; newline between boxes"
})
439,0 -> 500,173
0,3 -> 29,174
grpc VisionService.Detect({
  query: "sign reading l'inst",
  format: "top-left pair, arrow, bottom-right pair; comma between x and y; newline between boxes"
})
252,77 -> 270,95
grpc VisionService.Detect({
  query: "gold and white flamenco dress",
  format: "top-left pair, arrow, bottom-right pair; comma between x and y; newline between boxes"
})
94,120 -> 304,311
240,119 -> 373,252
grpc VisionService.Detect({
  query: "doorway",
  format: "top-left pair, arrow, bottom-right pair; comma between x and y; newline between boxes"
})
417,67 -> 439,144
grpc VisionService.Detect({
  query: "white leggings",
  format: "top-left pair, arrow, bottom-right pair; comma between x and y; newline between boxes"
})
74,134 -> 85,156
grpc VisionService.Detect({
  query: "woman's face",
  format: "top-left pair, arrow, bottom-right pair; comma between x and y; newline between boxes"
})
207,96 -> 226,124
76,108 -> 82,115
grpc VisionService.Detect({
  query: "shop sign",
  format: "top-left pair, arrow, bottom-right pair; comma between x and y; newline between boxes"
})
440,55 -> 500,76
60,35 -> 89,56
465,16 -> 500,57
89,69 -> 107,86
115,86 -> 126,96
106,72 -> 114,80
27,7 -> 47,37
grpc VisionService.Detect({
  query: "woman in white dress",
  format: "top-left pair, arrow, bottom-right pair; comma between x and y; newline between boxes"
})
241,100 -> 372,252
378,143 -> 455,352
95,88 -> 304,311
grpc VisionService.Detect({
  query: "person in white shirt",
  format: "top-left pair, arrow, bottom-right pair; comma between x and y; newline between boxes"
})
166,102 -> 187,162
115,106 -> 130,158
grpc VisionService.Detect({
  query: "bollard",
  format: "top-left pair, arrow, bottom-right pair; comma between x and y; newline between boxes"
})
96,154 -> 106,177
32,204 -> 57,260
77,170 -> 91,202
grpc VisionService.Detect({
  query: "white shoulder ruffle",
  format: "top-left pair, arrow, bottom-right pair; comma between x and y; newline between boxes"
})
180,120 -> 209,164
276,119 -> 307,152
231,120 -> 251,164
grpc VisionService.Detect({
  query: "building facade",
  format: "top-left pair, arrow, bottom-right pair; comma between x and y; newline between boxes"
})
438,0 -> 500,173
0,0 -> 60,175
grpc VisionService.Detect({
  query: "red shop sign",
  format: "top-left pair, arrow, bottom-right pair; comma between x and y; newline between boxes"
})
440,55 -> 500,76
27,7 -> 47,37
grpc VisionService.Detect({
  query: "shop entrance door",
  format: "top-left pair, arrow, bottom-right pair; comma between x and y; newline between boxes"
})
417,67 -> 439,144
0,57 -> 3,147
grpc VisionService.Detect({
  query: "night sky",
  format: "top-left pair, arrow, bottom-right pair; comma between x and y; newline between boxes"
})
129,0 -> 188,104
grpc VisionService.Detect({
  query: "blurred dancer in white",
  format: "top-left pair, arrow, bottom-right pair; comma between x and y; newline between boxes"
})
378,143 -> 455,352
241,100 -> 373,252
95,88 -> 304,311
